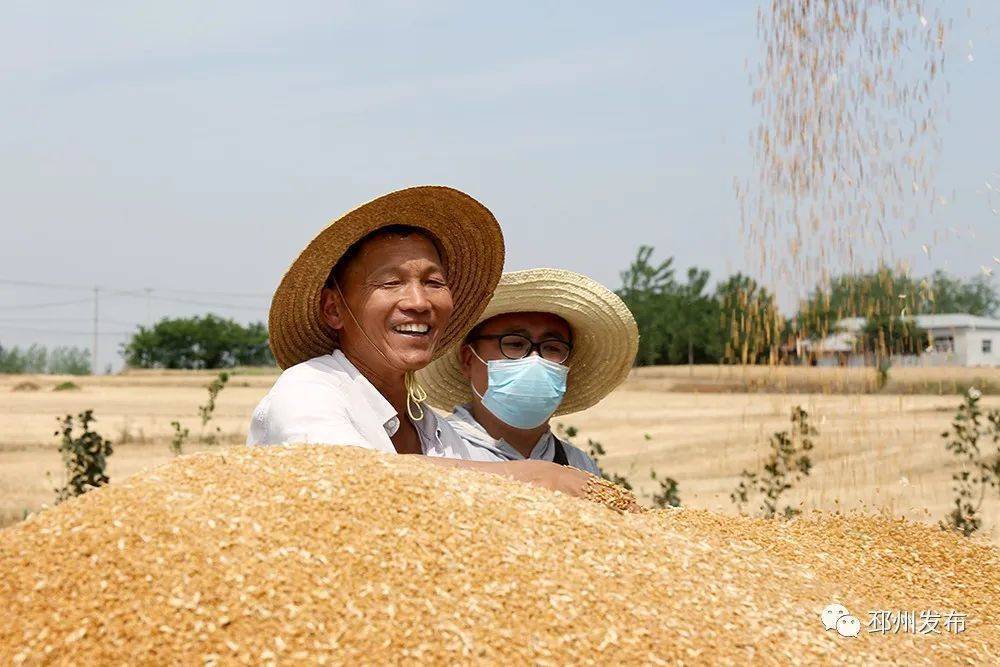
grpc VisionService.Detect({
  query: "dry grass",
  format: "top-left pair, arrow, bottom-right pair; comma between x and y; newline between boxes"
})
1,367 -> 999,544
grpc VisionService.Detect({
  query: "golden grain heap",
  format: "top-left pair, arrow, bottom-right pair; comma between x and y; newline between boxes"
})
2,445 -> 998,665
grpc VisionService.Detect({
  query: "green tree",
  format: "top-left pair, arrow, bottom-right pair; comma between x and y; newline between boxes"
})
667,267 -> 721,367
797,267 -> 998,338
616,246 -> 723,366
47,346 -> 91,375
716,273 -> 784,364
616,246 -> 677,366
0,343 -> 48,373
797,266 -> 925,339
928,271 -> 998,316
122,314 -> 274,369
858,315 -> 928,358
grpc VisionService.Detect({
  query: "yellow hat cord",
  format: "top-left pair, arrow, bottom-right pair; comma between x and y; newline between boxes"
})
405,371 -> 427,422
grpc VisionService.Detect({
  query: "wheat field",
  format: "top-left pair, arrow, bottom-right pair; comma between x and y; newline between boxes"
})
2,366 -> 998,543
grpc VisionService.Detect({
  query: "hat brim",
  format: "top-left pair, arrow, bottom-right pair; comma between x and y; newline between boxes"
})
417,268 -> 638,416
268,186 -> 505,370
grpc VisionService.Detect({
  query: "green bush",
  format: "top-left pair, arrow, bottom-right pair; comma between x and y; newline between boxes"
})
940,388 -> 1000,537
53,410 -> 113,503
731,406 -> 817,519
170,421 -> 190,456
198,372 -> 229,444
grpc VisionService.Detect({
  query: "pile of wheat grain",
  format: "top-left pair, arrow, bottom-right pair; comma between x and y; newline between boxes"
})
2,445 -> 997,664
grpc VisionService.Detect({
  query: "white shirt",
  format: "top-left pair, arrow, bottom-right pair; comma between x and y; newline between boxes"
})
247,351 -> 501,460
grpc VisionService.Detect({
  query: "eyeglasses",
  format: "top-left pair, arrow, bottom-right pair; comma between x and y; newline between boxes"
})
471,333 -> 572,364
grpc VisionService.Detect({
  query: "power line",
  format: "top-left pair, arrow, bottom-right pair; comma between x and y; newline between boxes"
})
0,299 -> 89,310
116,293 -> 268,311
0,317 -> 136,325
0,325 -> 131,336
0,278 -> 92,292
0,278 -> 269,299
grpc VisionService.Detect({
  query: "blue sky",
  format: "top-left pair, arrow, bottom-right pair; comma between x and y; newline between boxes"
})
1,1 -> 997,370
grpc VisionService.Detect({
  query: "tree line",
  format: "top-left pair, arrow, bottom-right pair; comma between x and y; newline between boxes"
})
616,245 -> 997,367
0,345 -> 91,374
4,247 -> 994,372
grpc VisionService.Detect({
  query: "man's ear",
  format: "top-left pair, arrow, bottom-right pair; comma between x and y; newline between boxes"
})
320,287 -> 345,330
458,343 -> 475,379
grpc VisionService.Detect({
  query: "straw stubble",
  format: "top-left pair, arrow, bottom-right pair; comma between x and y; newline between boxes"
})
1,445 -> 997,664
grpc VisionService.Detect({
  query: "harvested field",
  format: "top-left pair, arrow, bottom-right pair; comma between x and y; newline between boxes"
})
1,446 -> 997,664
2,368 -> 999,542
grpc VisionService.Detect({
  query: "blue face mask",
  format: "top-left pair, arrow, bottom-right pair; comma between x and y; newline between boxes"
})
469,348 -> 569,429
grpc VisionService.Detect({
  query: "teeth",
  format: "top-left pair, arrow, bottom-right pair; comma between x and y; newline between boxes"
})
394,323 -> 429,334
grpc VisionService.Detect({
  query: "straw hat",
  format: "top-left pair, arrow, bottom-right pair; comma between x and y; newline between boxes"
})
418,268 -> 638,416
268,186 -> 505,370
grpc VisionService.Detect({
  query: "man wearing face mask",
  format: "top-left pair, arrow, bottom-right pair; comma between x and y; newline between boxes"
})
418,268 -> 639,472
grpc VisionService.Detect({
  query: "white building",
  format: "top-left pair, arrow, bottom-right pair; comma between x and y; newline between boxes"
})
802,314 -> 1000,368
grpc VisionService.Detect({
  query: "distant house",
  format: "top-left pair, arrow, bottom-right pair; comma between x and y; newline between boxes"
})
799,314 -> 1000,368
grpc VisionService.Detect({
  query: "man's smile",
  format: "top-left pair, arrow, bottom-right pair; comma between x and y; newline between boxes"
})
391,322 -> 431,337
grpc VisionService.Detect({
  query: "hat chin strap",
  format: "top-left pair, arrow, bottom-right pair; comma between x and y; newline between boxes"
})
333,280 -> 428,423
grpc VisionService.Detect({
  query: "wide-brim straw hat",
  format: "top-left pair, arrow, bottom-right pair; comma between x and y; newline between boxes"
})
268,186 -> 505,370
418,268 -> 639,416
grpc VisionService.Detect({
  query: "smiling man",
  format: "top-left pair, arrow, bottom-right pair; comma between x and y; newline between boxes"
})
247,187 -> 507,456
245,189 -> 608,505
419,268 -> 639,471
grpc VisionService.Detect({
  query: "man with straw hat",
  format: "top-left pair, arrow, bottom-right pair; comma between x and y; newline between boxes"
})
418,268 -> 639,472
247,187 -> 605,500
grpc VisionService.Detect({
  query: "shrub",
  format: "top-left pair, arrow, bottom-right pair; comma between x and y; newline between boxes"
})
53,381 -> 80,392
650,470 -> 682,508
731,406 -> 817,519
198,372 -> 229,444
170,421 -> 190,456
53,410 -> 113,503
12,381 -> 40,392
940,388 -> 1000,537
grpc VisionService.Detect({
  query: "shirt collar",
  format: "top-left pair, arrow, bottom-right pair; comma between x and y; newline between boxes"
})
330,350 -> 400,436
329,350 -> 441,442
450,403 -> 553,460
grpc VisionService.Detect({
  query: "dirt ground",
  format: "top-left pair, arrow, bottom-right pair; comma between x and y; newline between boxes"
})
2,366 -> 998,543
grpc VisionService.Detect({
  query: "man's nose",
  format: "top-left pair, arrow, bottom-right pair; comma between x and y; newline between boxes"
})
398,281 -> 433,312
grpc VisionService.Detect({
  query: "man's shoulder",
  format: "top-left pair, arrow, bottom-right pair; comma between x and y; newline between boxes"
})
273,354 -> 349,389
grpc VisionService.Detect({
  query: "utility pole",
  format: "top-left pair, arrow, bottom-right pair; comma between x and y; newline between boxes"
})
145,287 -> 152,326
92,286 -> 99,375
